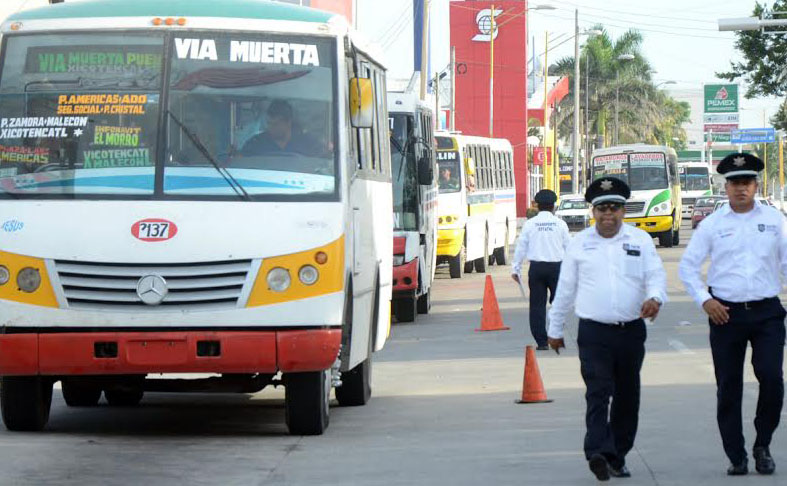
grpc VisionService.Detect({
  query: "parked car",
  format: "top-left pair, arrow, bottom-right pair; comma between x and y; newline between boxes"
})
555,195 -> 590,231
691,196 -> 725,229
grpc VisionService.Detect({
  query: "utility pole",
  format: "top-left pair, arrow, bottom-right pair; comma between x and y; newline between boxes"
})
419,0 -> 430,101
615,71 -> 620,146
434,72 -> 440,128
584,52 -> 590,193
489,4 -> 495,138
572,9 -> 580,195
779,133 -> 784,210
450,46 -> 456,131
543,31 -> 550,190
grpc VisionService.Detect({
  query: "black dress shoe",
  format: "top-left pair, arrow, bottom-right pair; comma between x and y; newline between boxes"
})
753,446 -> 775,475
727,461 -> 748,476
608,464 -> 631,478
536,345 -> 550,351
588,454 -> 610,481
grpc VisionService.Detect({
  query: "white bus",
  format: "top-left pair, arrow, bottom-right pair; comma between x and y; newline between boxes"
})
678,161 -> 713,219
387,92 -> 437,322
591,145 -> 681,248
434,133 -> 517,278
0,0 -> 392,435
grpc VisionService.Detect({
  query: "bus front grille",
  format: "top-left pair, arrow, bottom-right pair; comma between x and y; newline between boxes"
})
53,260 -> 253,312
624,202 -> 646,214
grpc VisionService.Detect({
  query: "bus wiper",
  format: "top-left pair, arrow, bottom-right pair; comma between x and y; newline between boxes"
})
166,110 -> 251,201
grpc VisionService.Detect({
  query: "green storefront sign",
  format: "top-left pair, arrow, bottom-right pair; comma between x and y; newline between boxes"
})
704,84 -> 738,113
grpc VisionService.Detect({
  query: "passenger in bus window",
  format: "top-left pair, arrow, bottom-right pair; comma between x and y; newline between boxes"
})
240,100 -> 325,157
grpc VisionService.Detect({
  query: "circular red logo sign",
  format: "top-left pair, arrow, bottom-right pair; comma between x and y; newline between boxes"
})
131,219 -> 178,242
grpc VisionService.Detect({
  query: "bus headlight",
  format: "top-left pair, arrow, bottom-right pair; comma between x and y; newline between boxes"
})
266,267 -> 291,292
0,266 -> 9,285
298,265 -> 319,286
17,267 -> 41,293
393,255 -> 405,266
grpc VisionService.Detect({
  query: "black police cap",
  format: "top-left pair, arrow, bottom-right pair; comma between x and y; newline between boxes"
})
534,189 -> 557,205
585,177 -> 631,206
717,152 -> 763,180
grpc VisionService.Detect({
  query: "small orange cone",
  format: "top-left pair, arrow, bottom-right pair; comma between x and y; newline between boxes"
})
476,275 -> 510,332
516,345 -> 553,404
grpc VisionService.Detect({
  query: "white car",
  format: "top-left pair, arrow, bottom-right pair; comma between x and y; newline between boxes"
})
555,195 -> 591,231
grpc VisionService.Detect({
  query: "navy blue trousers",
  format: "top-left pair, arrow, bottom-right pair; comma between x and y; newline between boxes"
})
709,297 -> 785,465
578,319 -> 646,469
527,261 -> 561,347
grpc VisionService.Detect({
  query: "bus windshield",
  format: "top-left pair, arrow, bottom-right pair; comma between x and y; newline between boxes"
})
592,152 -> 668,191
680,167 -> 710,191
390,112 -> 418,231
436,150 -> 460,193
0,32 -> 336,200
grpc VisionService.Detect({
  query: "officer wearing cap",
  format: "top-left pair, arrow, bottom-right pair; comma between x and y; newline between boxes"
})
679,153 -> 787,476
511,189 -> 570,349
548,177 -> 667,481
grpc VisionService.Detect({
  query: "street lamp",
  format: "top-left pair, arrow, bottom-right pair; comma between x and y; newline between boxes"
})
574,27 -> 602,194
655,80 -> 677,88
614,53 -> 635,146
718,16 -> 787,31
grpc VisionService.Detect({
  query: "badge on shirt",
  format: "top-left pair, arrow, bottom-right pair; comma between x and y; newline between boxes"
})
758,224 -> 765,232
622,243 -> 641,256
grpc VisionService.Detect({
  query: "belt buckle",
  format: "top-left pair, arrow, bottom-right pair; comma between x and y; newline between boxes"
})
744,302 -> 751,310
613,321 -> 626,328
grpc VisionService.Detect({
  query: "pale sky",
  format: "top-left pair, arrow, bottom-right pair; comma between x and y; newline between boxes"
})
1,0 -> 781,130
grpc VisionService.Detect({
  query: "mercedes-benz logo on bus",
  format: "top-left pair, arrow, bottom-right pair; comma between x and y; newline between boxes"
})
136,275 -> 168,306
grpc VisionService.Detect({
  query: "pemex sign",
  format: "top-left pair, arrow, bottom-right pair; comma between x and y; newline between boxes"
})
704,84 -> 738,113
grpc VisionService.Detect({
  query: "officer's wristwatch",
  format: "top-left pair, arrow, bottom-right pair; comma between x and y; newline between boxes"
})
650,296 -> 663,306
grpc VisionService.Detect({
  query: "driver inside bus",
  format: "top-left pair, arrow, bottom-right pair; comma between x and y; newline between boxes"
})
240,100 -> 325,157
439,166 -> 460,190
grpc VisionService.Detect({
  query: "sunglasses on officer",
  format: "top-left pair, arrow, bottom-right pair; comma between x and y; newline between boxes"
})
593,202 -> 624,213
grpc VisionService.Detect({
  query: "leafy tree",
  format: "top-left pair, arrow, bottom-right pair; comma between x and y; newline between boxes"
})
718,0 -> 787,130
550,26 -> 689,149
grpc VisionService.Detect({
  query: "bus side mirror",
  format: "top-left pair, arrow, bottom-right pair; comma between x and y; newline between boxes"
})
418,156 -> 433,185
465,157 -> 475,176
349,78 -> 374,129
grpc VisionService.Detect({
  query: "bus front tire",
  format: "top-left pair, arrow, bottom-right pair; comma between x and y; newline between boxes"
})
335,358 -> 371,407
474,231 -> 489,273
448,247 -> 465,279
494,227 -> 510,265
658,228 -> 674,248
285,370 -> 330,436
672,228 -> 680,246
61,379 -> 102,407
1,376 -> 53,432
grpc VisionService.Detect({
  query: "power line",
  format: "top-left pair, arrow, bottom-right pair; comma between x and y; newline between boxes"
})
548,0 -> 718,25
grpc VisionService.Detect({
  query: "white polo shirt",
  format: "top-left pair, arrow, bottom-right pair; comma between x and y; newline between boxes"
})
547,223 -> 668,339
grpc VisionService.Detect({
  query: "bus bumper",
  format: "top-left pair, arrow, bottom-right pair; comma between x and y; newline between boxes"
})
393,258 -> 418,294
437,228 -> 464,257
624,216 -> 674,233
0,329 -> 341,376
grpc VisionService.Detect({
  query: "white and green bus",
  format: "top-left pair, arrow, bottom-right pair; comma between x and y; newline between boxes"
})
591,145 -> 681,248
678,161 -> 713,219
0,0 -> 392,435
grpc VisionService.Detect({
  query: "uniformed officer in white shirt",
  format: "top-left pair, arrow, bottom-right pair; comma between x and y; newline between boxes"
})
679,153 -> 786,476
511,189 -> 570,349
548,177 -> 667,481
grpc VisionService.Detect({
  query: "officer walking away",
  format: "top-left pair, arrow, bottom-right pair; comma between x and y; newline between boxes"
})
547,177 -> 667,481
678,153 -> 786,476
511,189 -> 570,350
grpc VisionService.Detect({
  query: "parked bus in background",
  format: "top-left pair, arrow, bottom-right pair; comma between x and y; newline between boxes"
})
434,133 -> 517,278
678,161 -> 713,219
0,0 -> 393,436
387,92 -> 437,322
591,145 -> 681,248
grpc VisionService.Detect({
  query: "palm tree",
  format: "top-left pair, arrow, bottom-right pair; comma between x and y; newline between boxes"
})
550,26 -> 688,149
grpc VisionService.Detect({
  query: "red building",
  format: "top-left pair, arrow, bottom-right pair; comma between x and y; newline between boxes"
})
450,0 -> 529,215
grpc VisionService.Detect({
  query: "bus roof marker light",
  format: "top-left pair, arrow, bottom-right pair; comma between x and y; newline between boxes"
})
0,266 -> 9,285
165,18 -> 175,26
315,252 -> 328,265
177,18 -> 187,26
9,22 -> 22,31
152,18 -> 162,26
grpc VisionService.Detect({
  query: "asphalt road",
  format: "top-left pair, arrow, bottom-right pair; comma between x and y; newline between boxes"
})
1,220 -> 785,485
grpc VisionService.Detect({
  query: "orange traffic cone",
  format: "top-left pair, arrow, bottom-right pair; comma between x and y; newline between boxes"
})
476,275 -> 510,332
516,345 -> 553,404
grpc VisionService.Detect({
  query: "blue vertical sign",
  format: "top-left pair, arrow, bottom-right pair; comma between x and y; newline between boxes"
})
413,0 -> 431,86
